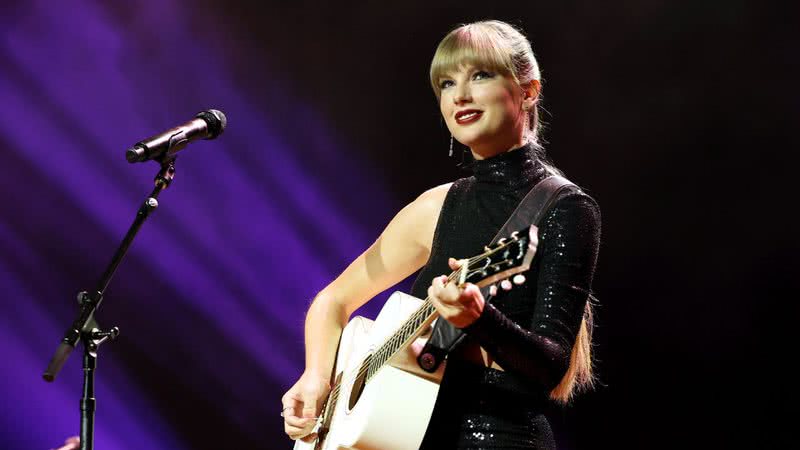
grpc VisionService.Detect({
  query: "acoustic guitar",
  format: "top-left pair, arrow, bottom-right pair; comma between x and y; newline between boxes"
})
294,226 -> 536,450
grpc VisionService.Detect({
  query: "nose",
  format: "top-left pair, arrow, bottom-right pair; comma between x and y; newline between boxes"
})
453,82 -> 472,105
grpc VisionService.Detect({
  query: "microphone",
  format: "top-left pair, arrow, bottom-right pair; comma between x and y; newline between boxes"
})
126,109 -> 227,163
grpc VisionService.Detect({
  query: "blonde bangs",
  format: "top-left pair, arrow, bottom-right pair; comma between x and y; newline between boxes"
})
429,25 -> 516,98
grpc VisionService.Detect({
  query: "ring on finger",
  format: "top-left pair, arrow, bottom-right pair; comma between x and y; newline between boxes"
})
280,406 -> 293,417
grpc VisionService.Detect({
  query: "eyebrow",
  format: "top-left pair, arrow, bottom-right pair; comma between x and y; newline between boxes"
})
440,64 -> 480,78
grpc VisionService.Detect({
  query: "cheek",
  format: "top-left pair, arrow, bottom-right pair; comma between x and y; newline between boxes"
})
477,88 -> 514,115
440,94 -> 454,113
440,100 -> 456,127
492,94 -> 520,124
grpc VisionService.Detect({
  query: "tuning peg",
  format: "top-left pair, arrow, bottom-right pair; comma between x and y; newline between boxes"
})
484,246 -> 491,252
489,284 -> 498,296
513,274 -> 526,285
500,279 -> 513,291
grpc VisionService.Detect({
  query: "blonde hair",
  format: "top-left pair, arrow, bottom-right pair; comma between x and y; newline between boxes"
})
550,301 -> 596,404
431,20 -> 596,404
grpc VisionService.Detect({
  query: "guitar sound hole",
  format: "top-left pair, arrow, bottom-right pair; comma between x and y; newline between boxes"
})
348,366 -> 368,411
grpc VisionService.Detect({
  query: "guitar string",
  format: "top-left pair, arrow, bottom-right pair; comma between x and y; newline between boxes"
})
363,234 -> 529,378
322,270 -> 458,409
317,236 -> 527,419
322,236 -> 526,407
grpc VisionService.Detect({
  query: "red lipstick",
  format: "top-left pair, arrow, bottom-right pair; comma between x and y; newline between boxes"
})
455,109 -> 483,125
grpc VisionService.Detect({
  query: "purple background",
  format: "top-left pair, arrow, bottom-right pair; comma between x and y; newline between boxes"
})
1,1 -> 795,449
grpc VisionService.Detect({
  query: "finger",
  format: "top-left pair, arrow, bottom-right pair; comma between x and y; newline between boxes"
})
282,394 -> 300,408
429,287 -> 451,312
286,424 -> 312,440
448,257 -> 462,270
429,286 -> 456,315
285,417 -> 317,439
281,394 -> 301,418
460,283 -> 485,303
300,390 -> 320,419
281,406 -> 298,418
284,415 -> 317,428
429,276 -> 449,300
428,283 -> 443,303
445,280 -> 462,301
285,424 -> 316,440
433,280 -> 460,305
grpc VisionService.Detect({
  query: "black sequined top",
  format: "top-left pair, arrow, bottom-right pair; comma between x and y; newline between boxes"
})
411,144 -> 601,448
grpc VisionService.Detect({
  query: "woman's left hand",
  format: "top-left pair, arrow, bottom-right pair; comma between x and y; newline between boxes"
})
428,258 -> 486,328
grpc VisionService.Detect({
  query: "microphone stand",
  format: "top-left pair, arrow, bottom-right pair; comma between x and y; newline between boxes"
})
43,158 -> 178,450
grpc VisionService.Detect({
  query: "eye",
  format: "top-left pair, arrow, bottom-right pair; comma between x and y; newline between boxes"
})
473,70 -> 495,80
439,79 -> 455,89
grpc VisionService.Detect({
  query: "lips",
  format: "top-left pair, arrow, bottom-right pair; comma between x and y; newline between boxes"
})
455,109 -> 483,125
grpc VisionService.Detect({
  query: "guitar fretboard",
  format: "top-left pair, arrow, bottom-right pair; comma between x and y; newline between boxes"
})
363,298 -> 438,382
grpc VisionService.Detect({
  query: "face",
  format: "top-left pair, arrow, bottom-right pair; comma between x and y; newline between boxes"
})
438,64 -> 530,159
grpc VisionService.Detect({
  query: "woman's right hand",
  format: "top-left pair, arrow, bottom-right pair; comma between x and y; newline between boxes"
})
282,371 -> 331,441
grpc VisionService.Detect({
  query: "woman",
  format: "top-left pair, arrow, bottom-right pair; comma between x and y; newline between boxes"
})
282,20 -> 601,449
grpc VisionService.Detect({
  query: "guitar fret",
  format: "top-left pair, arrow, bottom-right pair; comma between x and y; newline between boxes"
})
365,300 -> 436,383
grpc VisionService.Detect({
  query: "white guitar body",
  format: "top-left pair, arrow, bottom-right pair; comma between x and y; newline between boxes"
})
294,291 -> 445,450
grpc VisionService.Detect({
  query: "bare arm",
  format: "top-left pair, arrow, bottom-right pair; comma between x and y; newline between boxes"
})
282,183 -> 450,440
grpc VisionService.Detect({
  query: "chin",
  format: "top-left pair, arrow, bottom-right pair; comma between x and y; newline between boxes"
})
454,130 -> 487,148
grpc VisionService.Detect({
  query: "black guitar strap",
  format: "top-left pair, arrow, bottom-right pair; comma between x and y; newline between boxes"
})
417,175 -> 578,372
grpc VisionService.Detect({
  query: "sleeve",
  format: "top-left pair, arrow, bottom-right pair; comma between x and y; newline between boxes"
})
461,191 -> 601,390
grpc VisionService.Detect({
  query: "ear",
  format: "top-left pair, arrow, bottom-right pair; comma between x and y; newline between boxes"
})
521,79 -> 541,111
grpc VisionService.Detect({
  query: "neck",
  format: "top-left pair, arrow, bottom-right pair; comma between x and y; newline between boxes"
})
469,136 -> 527,160
468,142 -> 541,191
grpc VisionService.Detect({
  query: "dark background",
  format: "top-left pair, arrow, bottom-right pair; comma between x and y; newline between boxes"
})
1,1 -> 795,448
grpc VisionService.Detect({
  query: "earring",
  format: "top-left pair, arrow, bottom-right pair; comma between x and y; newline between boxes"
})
522,107 -> 531,131
449,135 -> 454,157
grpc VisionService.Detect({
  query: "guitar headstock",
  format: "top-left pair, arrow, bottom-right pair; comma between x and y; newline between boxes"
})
457,225 -> 537,288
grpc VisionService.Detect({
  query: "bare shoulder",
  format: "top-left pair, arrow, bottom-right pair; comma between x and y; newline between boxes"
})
372,182 -> 454,264
403,182 -> 452,233
401,182 -> 452,252
412,182 -> 452,216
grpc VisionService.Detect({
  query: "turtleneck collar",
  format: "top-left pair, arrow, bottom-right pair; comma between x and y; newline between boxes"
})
469,143 -> 546,191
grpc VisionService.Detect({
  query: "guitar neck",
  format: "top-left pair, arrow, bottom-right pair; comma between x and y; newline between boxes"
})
363,298 -> 439,383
